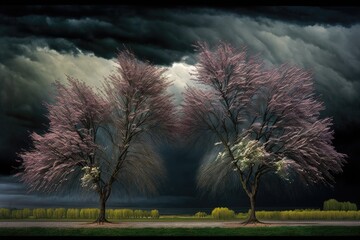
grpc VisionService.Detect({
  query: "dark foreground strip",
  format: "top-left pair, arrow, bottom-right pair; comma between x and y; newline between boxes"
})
0,226 -> 360,237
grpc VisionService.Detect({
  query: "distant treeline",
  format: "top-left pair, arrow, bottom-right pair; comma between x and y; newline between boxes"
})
0,208 -> 160,219
193,207 -> 360,220
1,199 -> 357,220
323,199 -> 357,211
254,209 -> 360,220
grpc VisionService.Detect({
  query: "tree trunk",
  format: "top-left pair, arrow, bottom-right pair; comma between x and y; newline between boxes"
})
243,194 -> 261,224
94,189 -> 111,224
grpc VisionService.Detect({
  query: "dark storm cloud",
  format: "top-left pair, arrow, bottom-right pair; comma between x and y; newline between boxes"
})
0,40 -> 51,174
0,38 -> 113,174
0,6 -> 358,67
1,6 -> 359,143
0,6 -> 201,64
0,6 -> 358,65
226,7 -> 360,27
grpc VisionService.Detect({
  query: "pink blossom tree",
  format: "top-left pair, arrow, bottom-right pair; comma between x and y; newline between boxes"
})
182,42 -> 346,224
18,49 -> 176,223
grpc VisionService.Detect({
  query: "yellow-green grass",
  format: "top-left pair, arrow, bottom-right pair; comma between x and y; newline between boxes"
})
256,210 -> 360,220
2,207 -> 360,221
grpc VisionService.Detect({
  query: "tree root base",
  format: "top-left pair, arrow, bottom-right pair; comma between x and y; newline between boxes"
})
241,219 -> 264,225
92,218 -> 112,225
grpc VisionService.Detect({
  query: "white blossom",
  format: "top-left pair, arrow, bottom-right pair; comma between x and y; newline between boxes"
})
216,137 -> 268,171
275,157 -> 291,180
80,166 -> 100,189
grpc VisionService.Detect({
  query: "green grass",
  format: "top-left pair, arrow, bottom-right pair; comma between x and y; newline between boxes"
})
0,226 -> 359,236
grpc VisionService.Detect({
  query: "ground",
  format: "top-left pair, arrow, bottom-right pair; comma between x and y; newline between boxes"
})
0,221 -> 360,228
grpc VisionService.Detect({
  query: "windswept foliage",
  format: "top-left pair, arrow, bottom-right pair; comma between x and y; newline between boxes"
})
182,42 -> 346,223
17,50 -> 176,223
18,77 -> 110,192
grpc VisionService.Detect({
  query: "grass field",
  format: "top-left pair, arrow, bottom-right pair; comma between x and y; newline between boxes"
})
0,226 -> 360,236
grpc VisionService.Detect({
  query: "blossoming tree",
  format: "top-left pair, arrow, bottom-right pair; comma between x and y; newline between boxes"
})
182,42 -> 346,224
18,50 -> 176,223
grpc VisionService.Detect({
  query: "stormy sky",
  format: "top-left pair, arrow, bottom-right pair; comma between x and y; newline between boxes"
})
0,5 -> 360,212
